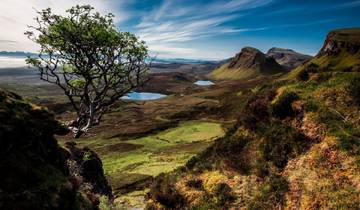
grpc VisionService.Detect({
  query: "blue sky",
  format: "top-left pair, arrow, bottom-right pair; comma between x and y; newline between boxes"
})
0,0 -> 360,60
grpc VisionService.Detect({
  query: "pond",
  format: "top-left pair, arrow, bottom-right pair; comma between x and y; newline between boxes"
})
194,80 -> 214,86
121,92 -> 167,101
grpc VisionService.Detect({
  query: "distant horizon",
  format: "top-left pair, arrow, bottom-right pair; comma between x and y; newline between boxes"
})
1,0 -> 359,59
0,43 -> 320,61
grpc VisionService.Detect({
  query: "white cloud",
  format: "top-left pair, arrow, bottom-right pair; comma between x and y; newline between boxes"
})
0,0 -> 127,52
135,0 -> 273,59
0,0 -> 275,59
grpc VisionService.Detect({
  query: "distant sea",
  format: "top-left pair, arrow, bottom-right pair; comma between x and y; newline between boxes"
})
0,56 -> 27,68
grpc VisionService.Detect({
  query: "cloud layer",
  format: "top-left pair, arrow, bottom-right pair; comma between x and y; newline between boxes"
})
136,0 -> 273,58
0,0 -> 127,51
0,0 -> 359,59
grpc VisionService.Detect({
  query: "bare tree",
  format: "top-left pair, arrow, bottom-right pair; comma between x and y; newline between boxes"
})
26,5 -> 149,138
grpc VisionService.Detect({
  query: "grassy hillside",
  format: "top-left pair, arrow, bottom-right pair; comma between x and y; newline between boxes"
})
70,121 -> 224,208
146,29 -> 360,209
209,64 -> 261,80
209,62 -> 284,81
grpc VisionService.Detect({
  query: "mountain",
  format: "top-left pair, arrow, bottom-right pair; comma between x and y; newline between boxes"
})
209,47 -> 286,80
267,47 -> 312,70
146,29 -> 360,209
285,28 -> 360,80
318,28 -> 360,57
0,89 -> 112,209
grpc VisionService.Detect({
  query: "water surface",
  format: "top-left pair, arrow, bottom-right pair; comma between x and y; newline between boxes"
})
121,92 -> 167,101
194,80 -> 214,86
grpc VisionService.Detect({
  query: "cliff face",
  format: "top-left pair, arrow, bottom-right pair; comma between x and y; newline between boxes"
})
267,47 -> 312,70
286,28 -> 360,75
209,47 -> 285,80
228,47 -> 284,73
318,28 -> 360,56
0,89 -> 111,210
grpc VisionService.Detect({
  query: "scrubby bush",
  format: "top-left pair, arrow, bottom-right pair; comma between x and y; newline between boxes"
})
259,122 -> 308,168
147,173 -> 185,209
305,63 -> 320,73
270,91 -> 299,118
346,75 -> 360,105
247,175 -> 288,210
296,68 -> 309,81
239,89 -> 276,130
186,179 -> 203,189
213,135 -> 251,173
214,183 -> 235,206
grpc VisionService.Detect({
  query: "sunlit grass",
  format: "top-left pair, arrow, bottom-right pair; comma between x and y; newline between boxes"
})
75,121 -> 225,194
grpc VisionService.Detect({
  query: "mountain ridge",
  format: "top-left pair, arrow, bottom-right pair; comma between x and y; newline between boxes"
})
267,47 -> 313,70
209,47 -> 286,80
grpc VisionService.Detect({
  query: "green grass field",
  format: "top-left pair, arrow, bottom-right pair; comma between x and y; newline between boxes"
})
73,121 -> 225,207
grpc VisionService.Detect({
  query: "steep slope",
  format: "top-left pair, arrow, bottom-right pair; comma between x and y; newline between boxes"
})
287,28 -> 360,80
209,47 -> 285,80
0,89 -> 111,210
146,29 -> 360,209
267,47 -> 312,70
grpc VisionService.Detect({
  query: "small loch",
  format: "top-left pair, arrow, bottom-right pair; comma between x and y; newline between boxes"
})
121,92 -> 167,101
194,80 -> 214,86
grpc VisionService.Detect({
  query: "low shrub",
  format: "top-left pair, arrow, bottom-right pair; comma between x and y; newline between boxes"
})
259,122 -> 309,168
247,175 -> 288,210
296,68 -> 309,81
346,75 -> 360,105
305,63 -> 320,73
186,179 -> 203,189
147,173 -> 185,209
239,89 -> 276,130
270,91 -> 299,118
214,183 -> 235,206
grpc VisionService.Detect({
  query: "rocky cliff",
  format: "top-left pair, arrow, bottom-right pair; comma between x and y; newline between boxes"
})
0,89 -> 111,210
267,47 -> 312,70
318,28 -> 360,56
287,28 -> 360,75
209,47 -> 285,80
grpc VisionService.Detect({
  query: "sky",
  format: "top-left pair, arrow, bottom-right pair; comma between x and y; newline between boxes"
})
0,0 -> 359,60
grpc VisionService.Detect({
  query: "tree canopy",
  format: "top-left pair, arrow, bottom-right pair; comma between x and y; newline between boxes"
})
26,5 -> 149,138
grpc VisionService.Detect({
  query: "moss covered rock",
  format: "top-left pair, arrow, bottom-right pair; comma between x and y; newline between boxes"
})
0,89 -> 111,210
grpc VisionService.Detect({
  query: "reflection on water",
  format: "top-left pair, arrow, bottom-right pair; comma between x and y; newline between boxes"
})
121,92 -> 167,100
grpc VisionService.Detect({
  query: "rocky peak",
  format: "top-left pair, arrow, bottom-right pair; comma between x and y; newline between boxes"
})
318,28 -> 360,56
228,47 -> 284,73
267,47 -> 312,70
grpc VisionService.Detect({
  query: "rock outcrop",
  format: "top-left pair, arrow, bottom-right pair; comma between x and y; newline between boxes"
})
228,47 -> 284,72
65,142 -> 112,198
318,28 -> 360,56
209,47 -> 286,80
292,28 -> 360,74
267,47 -> 312,70
0,89 -> 111,210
